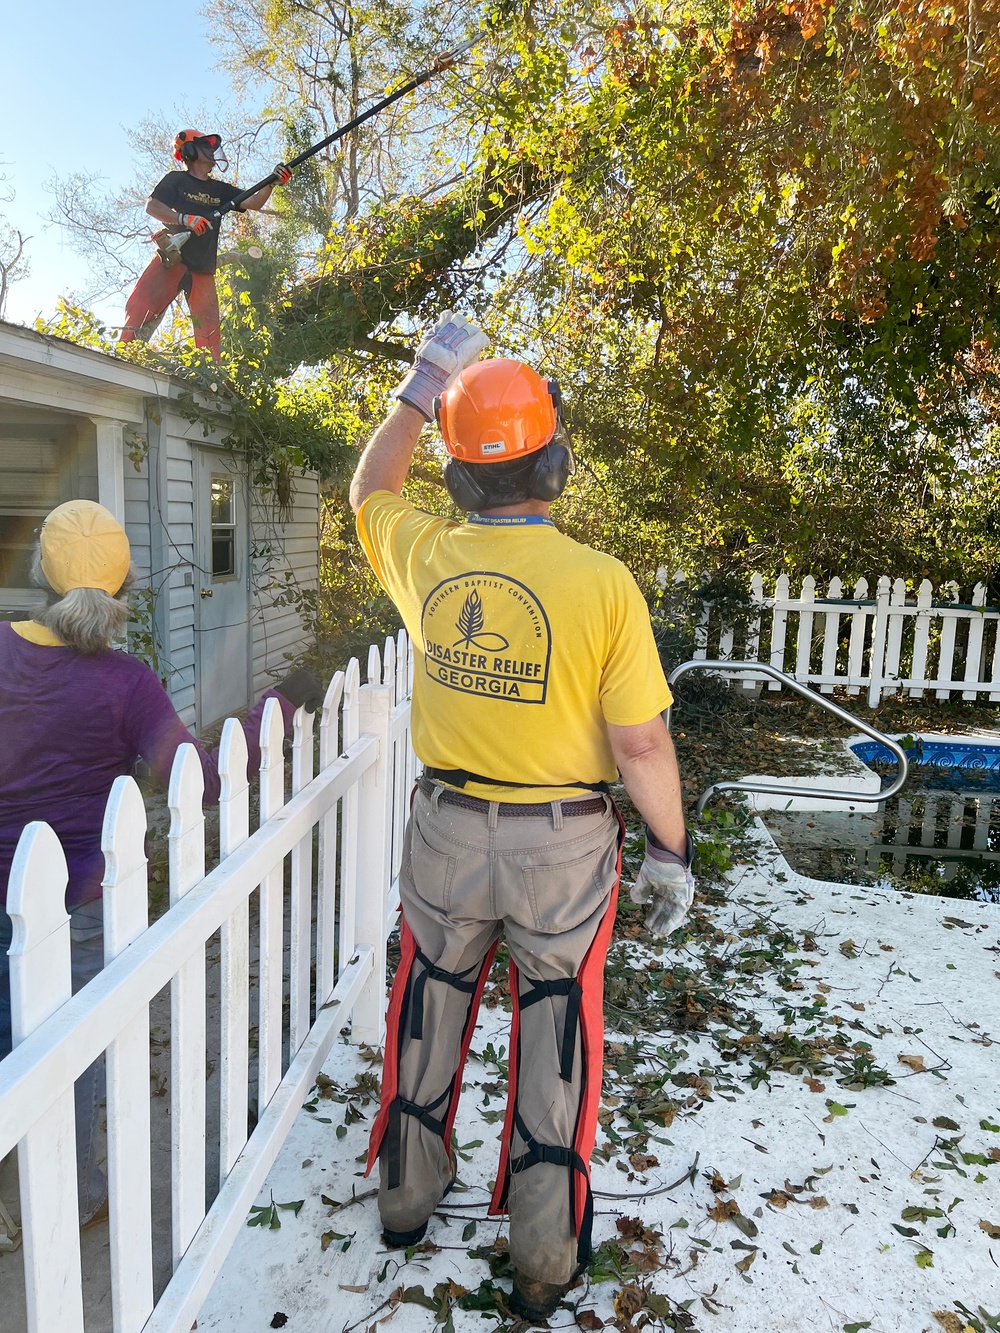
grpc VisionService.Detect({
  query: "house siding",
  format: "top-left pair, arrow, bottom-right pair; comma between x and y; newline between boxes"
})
250,471 -> 320,696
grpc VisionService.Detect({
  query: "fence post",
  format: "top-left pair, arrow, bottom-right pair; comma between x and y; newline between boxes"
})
867,576 -> 892,707
257,698 -> 286,1110
290,704 -> 315,1055
218,720 -> 251,1185
351,673 -> 394,1048
168,743 -> 207,1267
7,822 -> 85,1333
317,670 -> 346,1006
102,777 -> 154,1332
338,659 -> 362,979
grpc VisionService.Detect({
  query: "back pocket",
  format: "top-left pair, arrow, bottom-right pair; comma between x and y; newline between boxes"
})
521,837 -> 618,934
407,816 -> 459,912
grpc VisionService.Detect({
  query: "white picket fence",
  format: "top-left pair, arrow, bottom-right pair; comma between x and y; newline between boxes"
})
677,573 -> 1000,706
0,630 -> 416,1333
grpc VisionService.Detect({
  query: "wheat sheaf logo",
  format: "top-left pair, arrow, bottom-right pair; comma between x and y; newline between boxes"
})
453,589 -> 510,652
422,572 -> 551,704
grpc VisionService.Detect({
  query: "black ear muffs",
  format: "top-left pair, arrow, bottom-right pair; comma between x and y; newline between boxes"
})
443,441 -> 576,512
443,457 -> 490,511
526,440 -> 574,501
181,140 -> 199,163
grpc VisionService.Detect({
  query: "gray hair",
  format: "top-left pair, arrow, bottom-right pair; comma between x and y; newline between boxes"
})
30,549 -> 134,654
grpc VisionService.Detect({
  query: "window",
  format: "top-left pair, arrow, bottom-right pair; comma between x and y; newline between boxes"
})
210,477 -> 237,578
0,512 -> 44,589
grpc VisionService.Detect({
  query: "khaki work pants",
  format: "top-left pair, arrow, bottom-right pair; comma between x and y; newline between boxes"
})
369,782 -> 622,1286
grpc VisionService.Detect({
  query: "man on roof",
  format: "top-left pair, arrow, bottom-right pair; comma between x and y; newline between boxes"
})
350,313 -> 693,1321
117,131 -> 290,360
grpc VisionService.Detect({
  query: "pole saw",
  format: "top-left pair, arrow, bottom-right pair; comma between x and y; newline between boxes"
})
155,34 -> 481,267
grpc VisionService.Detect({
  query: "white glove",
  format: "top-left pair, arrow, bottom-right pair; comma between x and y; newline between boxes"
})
393,310 -> 490,420
629,830 -> 695,937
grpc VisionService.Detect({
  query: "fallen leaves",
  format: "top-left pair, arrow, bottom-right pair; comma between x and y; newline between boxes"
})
898,1053 -> 927,1072
979,1219 -> 1000,1238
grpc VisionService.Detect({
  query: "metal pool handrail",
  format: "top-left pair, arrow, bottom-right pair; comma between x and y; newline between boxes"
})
666,659 -> 910,818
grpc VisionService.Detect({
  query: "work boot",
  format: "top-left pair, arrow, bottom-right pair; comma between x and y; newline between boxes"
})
508,1270 -> 571,1324
380,1154 -> 457,1250
381,1218 -> 428,1249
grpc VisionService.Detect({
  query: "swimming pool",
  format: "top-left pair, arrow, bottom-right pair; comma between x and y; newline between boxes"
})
761,733 -> 1000,903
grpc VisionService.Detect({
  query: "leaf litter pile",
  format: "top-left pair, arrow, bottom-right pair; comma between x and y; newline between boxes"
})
221,737 -> 1000,1333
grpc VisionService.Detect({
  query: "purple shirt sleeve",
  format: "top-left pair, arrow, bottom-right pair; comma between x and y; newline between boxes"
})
124,672 -> 297,804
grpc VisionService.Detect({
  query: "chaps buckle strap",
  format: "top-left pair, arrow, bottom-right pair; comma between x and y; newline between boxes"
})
386,1087 -> 450,1191
520,976 -> 583,1082
506,1110 -> 594,1266
410,947 -> 480,1041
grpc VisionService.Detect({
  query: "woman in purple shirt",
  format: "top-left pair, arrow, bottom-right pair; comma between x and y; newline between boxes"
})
0,500 -> 321,1226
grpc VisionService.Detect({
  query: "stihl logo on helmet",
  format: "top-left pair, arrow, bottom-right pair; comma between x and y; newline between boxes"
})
173,131 -> 227,168
435,360 -> 561,463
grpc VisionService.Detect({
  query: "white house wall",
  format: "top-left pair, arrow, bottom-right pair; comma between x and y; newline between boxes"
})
159,423 -> 199,725
250,471 -> 320,695
123,453 -> 151,583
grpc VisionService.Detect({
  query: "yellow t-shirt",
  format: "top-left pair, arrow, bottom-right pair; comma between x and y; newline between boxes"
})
356,492 -> 673,801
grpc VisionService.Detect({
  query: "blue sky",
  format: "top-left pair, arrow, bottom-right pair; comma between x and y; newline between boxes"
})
0,0 -> 251,327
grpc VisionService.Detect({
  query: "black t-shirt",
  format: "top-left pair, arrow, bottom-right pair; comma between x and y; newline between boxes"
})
149,171 -> 245,274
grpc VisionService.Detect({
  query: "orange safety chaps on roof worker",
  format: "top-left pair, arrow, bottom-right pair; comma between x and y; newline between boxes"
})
117,132 -> 290,360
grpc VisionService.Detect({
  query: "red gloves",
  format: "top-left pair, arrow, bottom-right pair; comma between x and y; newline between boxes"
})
273,163 -> 292,185
179,214 -> 211,235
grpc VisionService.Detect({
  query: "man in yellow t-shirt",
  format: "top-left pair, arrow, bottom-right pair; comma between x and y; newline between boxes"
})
353,314 -> 691,1321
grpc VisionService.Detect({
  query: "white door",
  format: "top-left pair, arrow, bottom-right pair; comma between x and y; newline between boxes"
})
196,450 -> 250,726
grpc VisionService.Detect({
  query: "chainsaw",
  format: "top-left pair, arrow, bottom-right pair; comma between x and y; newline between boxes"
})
153,228 -> 265,269
153,226 -> 192,269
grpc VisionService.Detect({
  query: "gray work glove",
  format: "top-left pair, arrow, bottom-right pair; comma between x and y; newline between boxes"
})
273,668 -> 324,713
392,310 -> 490,420
629,829 -> 696,937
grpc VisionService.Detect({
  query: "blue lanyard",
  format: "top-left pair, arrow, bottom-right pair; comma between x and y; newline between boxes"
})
467,514 -> 555,527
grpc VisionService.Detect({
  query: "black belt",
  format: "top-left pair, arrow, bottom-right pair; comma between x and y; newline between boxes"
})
417,775 -> 606,818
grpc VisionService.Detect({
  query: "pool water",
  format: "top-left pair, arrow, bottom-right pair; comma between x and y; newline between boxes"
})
764,793 -> 1000,904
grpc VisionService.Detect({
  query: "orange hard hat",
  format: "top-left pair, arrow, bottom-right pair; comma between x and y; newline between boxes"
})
436,359 -> 560,463
174,130 -> 223,162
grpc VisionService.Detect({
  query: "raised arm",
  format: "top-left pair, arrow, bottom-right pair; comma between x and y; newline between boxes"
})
350,403 -> 425,511
350,311 -> 489,512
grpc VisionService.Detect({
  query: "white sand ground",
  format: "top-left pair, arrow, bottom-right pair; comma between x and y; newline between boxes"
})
196,827 -> 1000,1333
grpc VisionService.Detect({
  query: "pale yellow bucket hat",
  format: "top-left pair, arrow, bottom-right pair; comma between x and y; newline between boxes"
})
39,500 -> 131,596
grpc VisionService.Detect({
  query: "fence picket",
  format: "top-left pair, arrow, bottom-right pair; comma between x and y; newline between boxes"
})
935,582 -> 961,700
352,676 -> 393,1047
909,580 -> 933,697
768,574 -> 790,688
317,671 -> 345,1005
218,720 -> 251,1185
867,577 -> 892,707
882,577 -> 907,696
846,577 -> 869,696
257,698 -> 286,1111
168,743 -> 208,1266
338,659 -> 362,975
818,576 -> 842,693
290,706 -> 315,1055
963,583 -> 988,700
7,823 -> 84,1333
102,777 -> 154,1332
742,573 -> 764,689
793,575 -> 816,679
